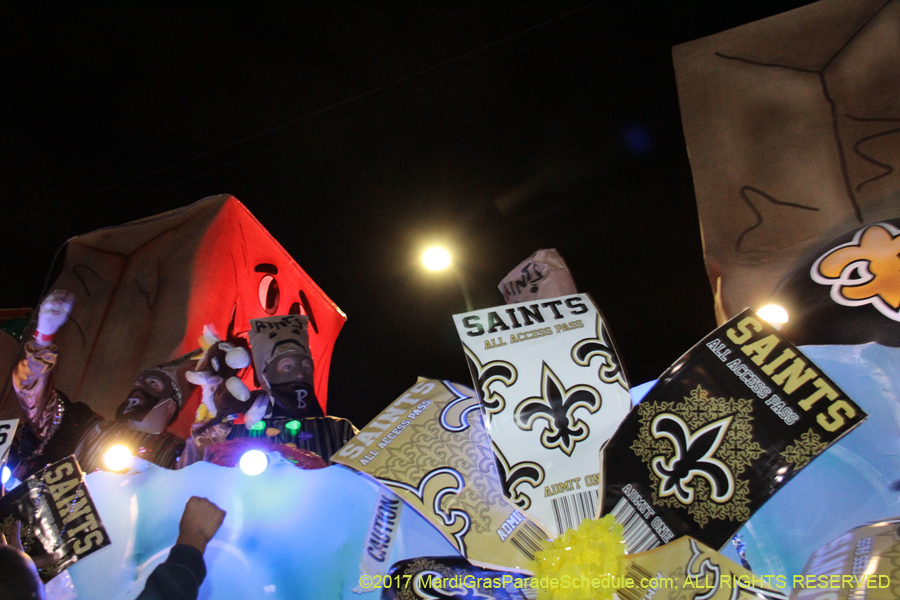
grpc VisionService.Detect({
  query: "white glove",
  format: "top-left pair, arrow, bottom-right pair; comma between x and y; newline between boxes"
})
36,289 -> 75,339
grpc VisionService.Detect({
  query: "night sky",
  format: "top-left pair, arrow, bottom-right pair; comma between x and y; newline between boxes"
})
0,1 -> 816,427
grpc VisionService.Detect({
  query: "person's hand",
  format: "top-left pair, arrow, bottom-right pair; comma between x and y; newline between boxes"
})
0,519 -> 46,600
0,519 -> 24,551
175,496 -> 226,554
0,519 -> 54,569
36,289 -> 75,340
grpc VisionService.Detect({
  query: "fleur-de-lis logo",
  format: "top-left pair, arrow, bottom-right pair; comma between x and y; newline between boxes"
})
571,317 -> 628,390
491,442 -> 544,510
383,467 -> 471,554
811,222 -> 900,322
684,538 -> 789,600
463,345 -> 517,417
514,363 -> 602,456
686,538 -> 722,600
438,382 -> 479,432
651,414 -> 734,505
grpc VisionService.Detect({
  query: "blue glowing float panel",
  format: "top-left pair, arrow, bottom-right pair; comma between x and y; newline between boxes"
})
67,461 -> 458,600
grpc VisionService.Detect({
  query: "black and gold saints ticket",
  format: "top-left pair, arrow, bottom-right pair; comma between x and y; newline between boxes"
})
600,308 -> 866,552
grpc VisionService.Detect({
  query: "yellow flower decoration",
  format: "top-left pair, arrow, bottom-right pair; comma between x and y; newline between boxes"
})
529,515 -> 625,600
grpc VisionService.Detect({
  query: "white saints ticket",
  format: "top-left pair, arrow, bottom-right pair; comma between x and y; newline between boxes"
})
453,293 -> 632,538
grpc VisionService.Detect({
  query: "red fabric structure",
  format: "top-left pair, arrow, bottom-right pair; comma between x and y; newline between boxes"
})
27,195 -> 345,438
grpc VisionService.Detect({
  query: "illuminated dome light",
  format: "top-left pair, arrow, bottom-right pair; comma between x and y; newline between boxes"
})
240,450 -> 268,476
756,304 -> 789,330
103,445 -> 134,472
1,465 -> 10,485
422,247 -> 451,271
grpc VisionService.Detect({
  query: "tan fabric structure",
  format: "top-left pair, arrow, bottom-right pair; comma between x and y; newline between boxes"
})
674,0 -> 900,323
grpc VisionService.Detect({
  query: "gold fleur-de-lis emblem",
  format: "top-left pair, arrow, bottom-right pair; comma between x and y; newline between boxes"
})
382,467 -> 471,554
811,222 -> 900,321
514,363 -> 601,456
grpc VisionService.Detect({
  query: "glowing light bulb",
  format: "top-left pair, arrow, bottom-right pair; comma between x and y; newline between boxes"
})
103,445 -> 134,472
757,304 -> 789,329
422,247 -> 451,271
1,465 -> 10,485
240,450 -> 268,476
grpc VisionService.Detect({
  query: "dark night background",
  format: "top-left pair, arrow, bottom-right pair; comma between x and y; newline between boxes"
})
0,1 -> 816,428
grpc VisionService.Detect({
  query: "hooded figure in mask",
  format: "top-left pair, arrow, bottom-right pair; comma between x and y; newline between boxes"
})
116,351 -> 198,434
230,314 -> 355,464
251,315 -> 322,419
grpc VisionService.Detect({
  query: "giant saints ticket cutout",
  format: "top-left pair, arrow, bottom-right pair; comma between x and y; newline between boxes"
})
600,309 -> 867,553
333,379 -> 549,572
453,294 -> 632,538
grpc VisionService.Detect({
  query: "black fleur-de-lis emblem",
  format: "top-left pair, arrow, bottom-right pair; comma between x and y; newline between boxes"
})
491,441 -> 544,510
514,363 -> 602,456
463,345 -> 517,417
571,317 -> 628,390
650,414 -> 735,505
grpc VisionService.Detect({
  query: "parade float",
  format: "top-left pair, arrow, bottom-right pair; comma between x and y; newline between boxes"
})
2,1 -> 900,599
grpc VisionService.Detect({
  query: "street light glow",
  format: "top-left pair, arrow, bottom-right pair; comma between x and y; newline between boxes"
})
422,247 -> 451,271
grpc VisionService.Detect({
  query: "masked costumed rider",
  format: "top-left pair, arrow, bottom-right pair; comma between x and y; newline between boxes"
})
224,314 -> 356,464
12,290 -> 193,475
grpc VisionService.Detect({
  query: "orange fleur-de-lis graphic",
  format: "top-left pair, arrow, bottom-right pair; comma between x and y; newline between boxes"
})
811,223 -> 900,321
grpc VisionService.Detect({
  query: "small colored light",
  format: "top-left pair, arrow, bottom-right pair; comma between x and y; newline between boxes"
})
422,247 -> 451,271
239,450 -> 268,476
1,465 -> 10,484
250,420 -> 266,431
757,304 -> 789,328
285,420 -> 301,432
103,445 -> 134,472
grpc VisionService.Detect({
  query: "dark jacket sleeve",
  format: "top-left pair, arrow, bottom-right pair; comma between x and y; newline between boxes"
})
136,544 -> 207,600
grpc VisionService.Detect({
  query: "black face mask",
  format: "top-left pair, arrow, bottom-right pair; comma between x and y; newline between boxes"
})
116,388 -> 163,422
264,350 -> 314,386
269,381 -> 323,419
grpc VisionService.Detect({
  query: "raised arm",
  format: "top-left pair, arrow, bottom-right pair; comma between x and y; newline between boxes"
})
13,290 -> 75,441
